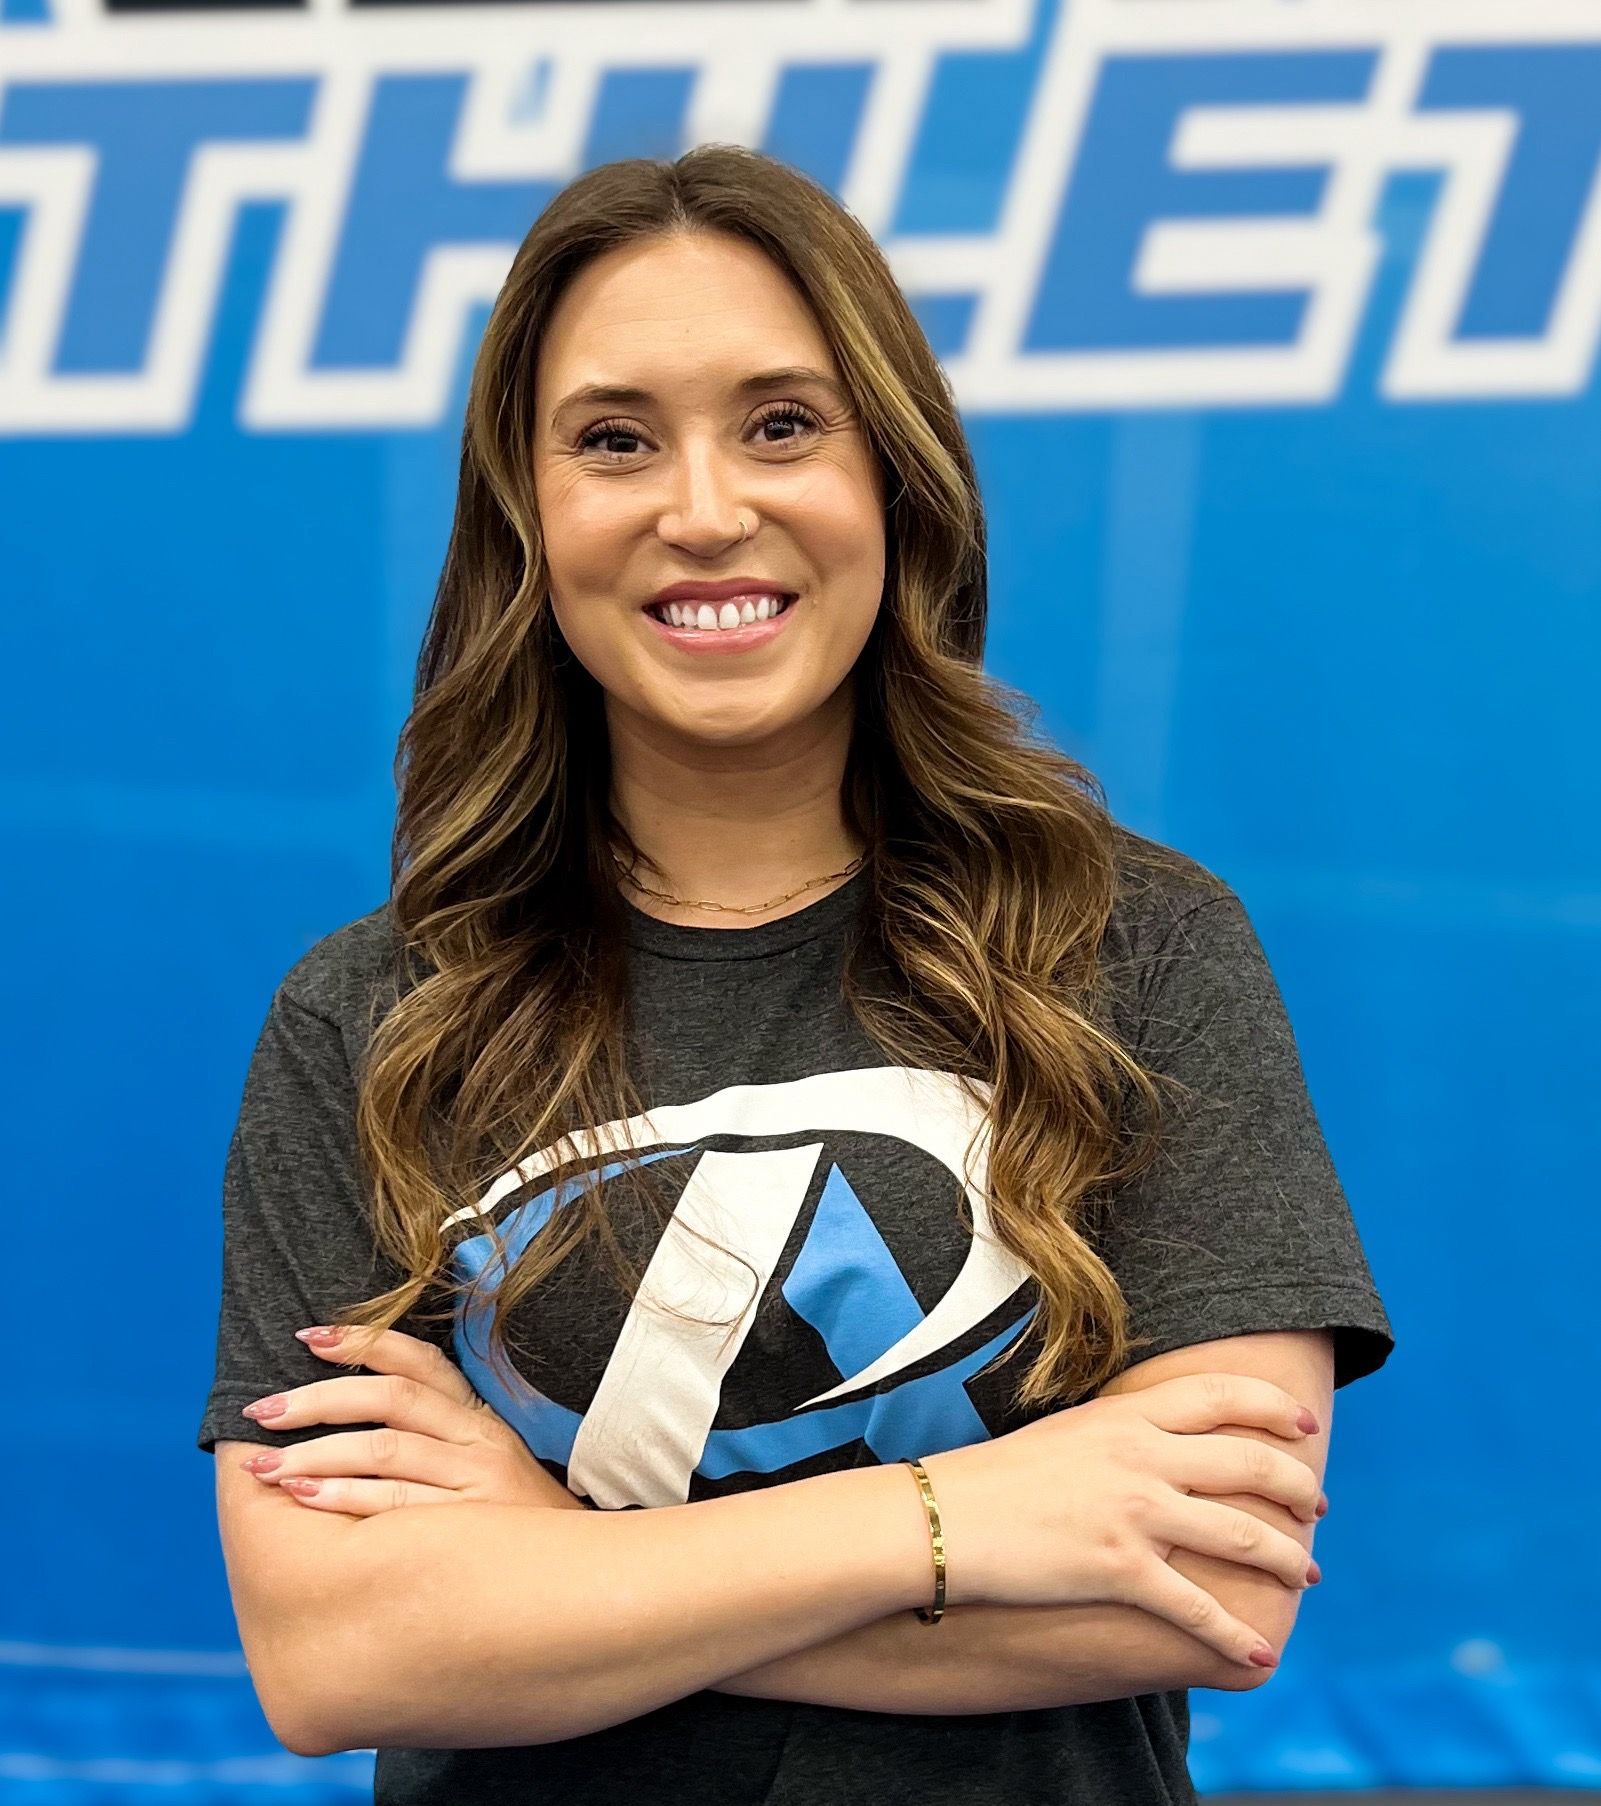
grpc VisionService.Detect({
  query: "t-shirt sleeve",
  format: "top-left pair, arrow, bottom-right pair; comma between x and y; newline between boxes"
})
1094,889 -> 1395,1392
195,981 -> 445,1454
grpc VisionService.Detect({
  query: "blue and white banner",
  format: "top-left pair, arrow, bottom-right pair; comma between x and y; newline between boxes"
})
7,0 -> 1601,425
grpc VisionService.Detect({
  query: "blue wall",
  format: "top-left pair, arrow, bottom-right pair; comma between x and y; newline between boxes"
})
3,0 -> 1597,1794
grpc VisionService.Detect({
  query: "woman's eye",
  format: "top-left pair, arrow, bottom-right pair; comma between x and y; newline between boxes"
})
575,404 -> 820,460
576,418 -> 644,457
752,403 -> 820,446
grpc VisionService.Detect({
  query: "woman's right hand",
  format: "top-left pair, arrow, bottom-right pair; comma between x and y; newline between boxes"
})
917,1372 -> 1325,1668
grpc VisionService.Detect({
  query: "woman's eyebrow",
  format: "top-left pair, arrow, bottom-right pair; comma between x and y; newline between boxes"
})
548,367 -> 848,429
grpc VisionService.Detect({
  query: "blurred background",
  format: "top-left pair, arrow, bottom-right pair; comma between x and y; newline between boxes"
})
2,0 -> 1596,1798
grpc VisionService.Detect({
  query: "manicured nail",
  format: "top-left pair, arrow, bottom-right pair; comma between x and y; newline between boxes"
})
295,1326 -> 344,1346
1315,1494 -> 1329,1517
241,1452 -> 282,1474
1297,1408 -> 1319,1434
1248,1644 -> 1279,1668
242,1395 -> 287,1420
281,1478 -> 321,1498
1306,1559 -> 1322,1586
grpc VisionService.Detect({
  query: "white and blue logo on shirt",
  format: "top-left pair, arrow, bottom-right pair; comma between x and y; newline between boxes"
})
442,1068 -> 1037,1508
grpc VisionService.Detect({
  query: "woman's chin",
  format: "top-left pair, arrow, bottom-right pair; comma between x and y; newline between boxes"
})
636,693 -> 821,754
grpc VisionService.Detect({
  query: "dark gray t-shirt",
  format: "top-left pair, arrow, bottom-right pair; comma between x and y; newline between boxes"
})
197,828 -> 1394,1804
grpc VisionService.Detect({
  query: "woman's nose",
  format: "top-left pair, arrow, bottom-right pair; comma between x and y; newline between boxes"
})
657,448 -> 751,549
658,496 -> 751,552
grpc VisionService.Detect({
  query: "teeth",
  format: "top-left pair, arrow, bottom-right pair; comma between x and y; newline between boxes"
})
658,595 -> 790,631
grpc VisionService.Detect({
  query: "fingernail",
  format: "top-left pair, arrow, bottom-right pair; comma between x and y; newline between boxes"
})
241,1452 -> 282,1474
295,1326 -> 344,1346
1249,1644 -> 1279,1668
242,1395 -> 287,1420
281,1477 -> 321,1498
1315,1494 -> 1329,1518
1306,1559 -> 1322,1586
1297,1408 -> 1319,1434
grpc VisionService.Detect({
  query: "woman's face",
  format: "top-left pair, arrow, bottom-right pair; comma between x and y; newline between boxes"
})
532,230 -> 887,752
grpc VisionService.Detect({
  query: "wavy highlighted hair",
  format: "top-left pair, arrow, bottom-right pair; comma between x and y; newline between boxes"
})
334,143 -> 1201,1417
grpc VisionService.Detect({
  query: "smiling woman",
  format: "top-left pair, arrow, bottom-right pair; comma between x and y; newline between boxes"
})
197,143 -> 1393,1805
531,238 -> 878,711
532,230 -> 886,777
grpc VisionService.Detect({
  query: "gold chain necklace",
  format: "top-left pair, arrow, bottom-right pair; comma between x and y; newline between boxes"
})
610,848 -> 868,916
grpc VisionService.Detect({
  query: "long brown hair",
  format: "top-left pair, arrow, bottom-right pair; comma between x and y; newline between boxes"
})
337,143 -> 1205,1417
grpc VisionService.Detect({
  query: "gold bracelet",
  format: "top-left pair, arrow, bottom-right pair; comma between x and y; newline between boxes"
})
900,1457 -> 947,1624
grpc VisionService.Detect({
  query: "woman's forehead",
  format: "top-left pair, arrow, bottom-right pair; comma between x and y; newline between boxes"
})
536,237 -> 837,391
545,366 -> 850,431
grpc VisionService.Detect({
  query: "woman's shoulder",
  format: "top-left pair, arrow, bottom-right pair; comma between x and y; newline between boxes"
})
1097,824 -> 1306,1062
1103,820 -> 1237,960
273,900 -> 411,1040
1094,822 -> 1266,1049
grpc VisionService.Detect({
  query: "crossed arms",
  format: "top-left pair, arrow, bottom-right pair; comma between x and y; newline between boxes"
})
710,1330 -> 1334,1712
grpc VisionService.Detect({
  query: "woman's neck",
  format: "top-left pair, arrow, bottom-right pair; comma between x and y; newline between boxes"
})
605,694 -> 865,926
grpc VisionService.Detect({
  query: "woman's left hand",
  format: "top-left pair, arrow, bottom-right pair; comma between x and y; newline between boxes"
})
237,1325 -> 590,1518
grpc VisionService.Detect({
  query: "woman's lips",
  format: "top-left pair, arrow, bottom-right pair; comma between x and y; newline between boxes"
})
642,594 -> 799,654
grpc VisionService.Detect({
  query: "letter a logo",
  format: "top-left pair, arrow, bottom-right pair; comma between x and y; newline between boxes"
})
445,1067 -> 1038,1507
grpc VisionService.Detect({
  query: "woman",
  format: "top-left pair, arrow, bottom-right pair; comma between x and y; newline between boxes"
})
199,144 -> 1393,1804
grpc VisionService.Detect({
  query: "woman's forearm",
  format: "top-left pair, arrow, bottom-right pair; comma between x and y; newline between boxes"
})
310,1460 -> 935,1752
711,1593 -> 1258,1714
710,1517 -> 1294,1712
